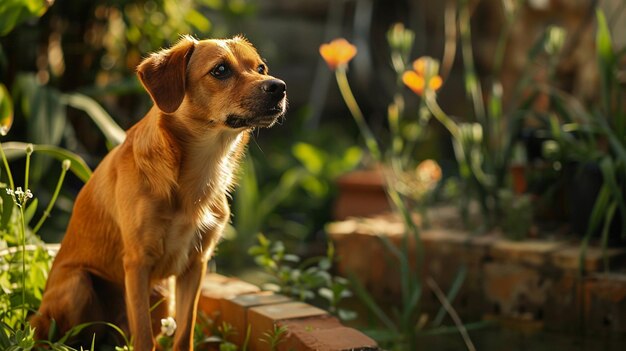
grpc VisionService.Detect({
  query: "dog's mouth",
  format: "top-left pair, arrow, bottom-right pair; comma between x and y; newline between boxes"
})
225,99 -> 287,129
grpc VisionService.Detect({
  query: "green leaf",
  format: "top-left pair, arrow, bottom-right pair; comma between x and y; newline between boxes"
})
339,146 -> 362,172
585,182 -> 611,239
247,246 -> 265,256
24,198 -> 37,225
598,157 -> 626,235
595,9 -> 615,114
0,0 -> 50,36
599,201 -> 617,271
60,93 -> 126,146
28,85 -> 65,146
349,273 -> 398,333
25,85 -> 66,183
2,142 -> 92,183
338,309 -> 357,321
234,157 -> 260,236
293,143 -> 324,174
283,254 -> 300,263
317,258 -> 331,271
257,233 -> 269,248
0,83 -> 13,136
595,10 -> 614,66
0,192 -> 14,229
185,9 -> 211,32
257,168 -> 305,222
318,287 -> 333,301
300,174 -> 327,198
432,265 -> 467,327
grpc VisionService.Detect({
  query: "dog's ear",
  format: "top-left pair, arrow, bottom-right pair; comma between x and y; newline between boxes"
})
137,37 -> 196,114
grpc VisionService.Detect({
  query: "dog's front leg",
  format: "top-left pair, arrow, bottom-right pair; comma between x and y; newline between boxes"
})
172,257 -> 207,351
124,259 -> 155,351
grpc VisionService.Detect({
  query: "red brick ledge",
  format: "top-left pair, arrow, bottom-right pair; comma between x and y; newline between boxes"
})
199,273 -> 379,351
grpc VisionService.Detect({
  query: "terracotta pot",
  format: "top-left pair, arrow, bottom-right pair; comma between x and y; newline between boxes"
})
333,168 -> 390,220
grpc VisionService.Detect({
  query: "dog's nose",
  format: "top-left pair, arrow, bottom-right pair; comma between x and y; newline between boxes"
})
261,79 -> 286,98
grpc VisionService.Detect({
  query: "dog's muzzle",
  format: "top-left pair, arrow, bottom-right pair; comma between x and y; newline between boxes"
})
226,79 -> 287,129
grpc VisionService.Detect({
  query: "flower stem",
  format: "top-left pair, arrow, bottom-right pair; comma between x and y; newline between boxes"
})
0,143 -> 14,190
24,146 -> 32,192
33,162 -> 69,234
335,67 -> 381,161
19,205 -> 26,325
424,91 -> 460,140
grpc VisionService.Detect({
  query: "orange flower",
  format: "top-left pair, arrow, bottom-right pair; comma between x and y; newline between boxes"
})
319,38 -> 357,70
402,57 -> 442,96
415,159 -> 442,185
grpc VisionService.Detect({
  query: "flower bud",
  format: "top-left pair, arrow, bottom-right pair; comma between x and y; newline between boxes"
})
387,23 -> 415,56
545,26 -> 566,55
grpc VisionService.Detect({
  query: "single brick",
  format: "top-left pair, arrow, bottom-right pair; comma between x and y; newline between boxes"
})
220,292 -> 291,346
276,316 -> 378,351
248,302 -> 328,351
483,262 -> 549,319
197,273 -> 260,323
490,239 -> 567,266
552,246 -> 626,273
582,273 -> 626,335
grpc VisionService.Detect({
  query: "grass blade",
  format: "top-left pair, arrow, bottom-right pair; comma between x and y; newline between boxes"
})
61,93 -> 126,146
427,277 -> 476,351
433,265 -> 467,327
348,273 -> 398,333
1,142 -> 92,183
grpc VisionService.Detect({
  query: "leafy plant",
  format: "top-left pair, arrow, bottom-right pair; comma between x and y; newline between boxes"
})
0,141 -> 81,350
542,9 -> 626,268
220,137 -> 361,270
319,19 -> 480,351
179,312 -> 250,351
0,0 -> 51,37
248,234 -> 356,321
260,324 -> 288,351
412,0 -> 569,230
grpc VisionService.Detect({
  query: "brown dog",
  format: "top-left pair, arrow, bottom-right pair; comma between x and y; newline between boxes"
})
30,36 -> 286,350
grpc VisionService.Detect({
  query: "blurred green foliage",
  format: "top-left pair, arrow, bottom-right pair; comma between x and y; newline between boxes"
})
0,0 -> 50,36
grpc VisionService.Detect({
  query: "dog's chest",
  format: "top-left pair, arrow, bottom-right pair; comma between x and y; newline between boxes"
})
153,210 -> 217,278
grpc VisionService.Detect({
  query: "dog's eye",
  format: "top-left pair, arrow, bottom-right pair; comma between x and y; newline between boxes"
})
257,64 -> 267,75
210,63 -> 231,79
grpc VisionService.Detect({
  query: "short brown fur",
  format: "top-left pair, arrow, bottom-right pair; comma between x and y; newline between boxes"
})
30,36 -> 286,351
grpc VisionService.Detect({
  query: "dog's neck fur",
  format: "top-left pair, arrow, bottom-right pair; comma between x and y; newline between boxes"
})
133,107 -> 249,224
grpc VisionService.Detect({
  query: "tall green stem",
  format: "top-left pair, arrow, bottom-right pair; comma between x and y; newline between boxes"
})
19,205 -> 26,325
335,66 -> 381,161
20,145 -> 33,326
33,160 -> 70,234
0,143 -> 14,189
424,91 -> 460,139
459,0 -> 486,124
24,145 -> 32,191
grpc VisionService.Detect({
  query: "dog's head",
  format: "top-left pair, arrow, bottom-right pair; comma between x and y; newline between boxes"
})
137,36 -> 287,129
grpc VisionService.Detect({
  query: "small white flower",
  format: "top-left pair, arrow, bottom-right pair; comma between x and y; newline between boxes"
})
160,317 -> 177,337
5,187 -> 34,207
